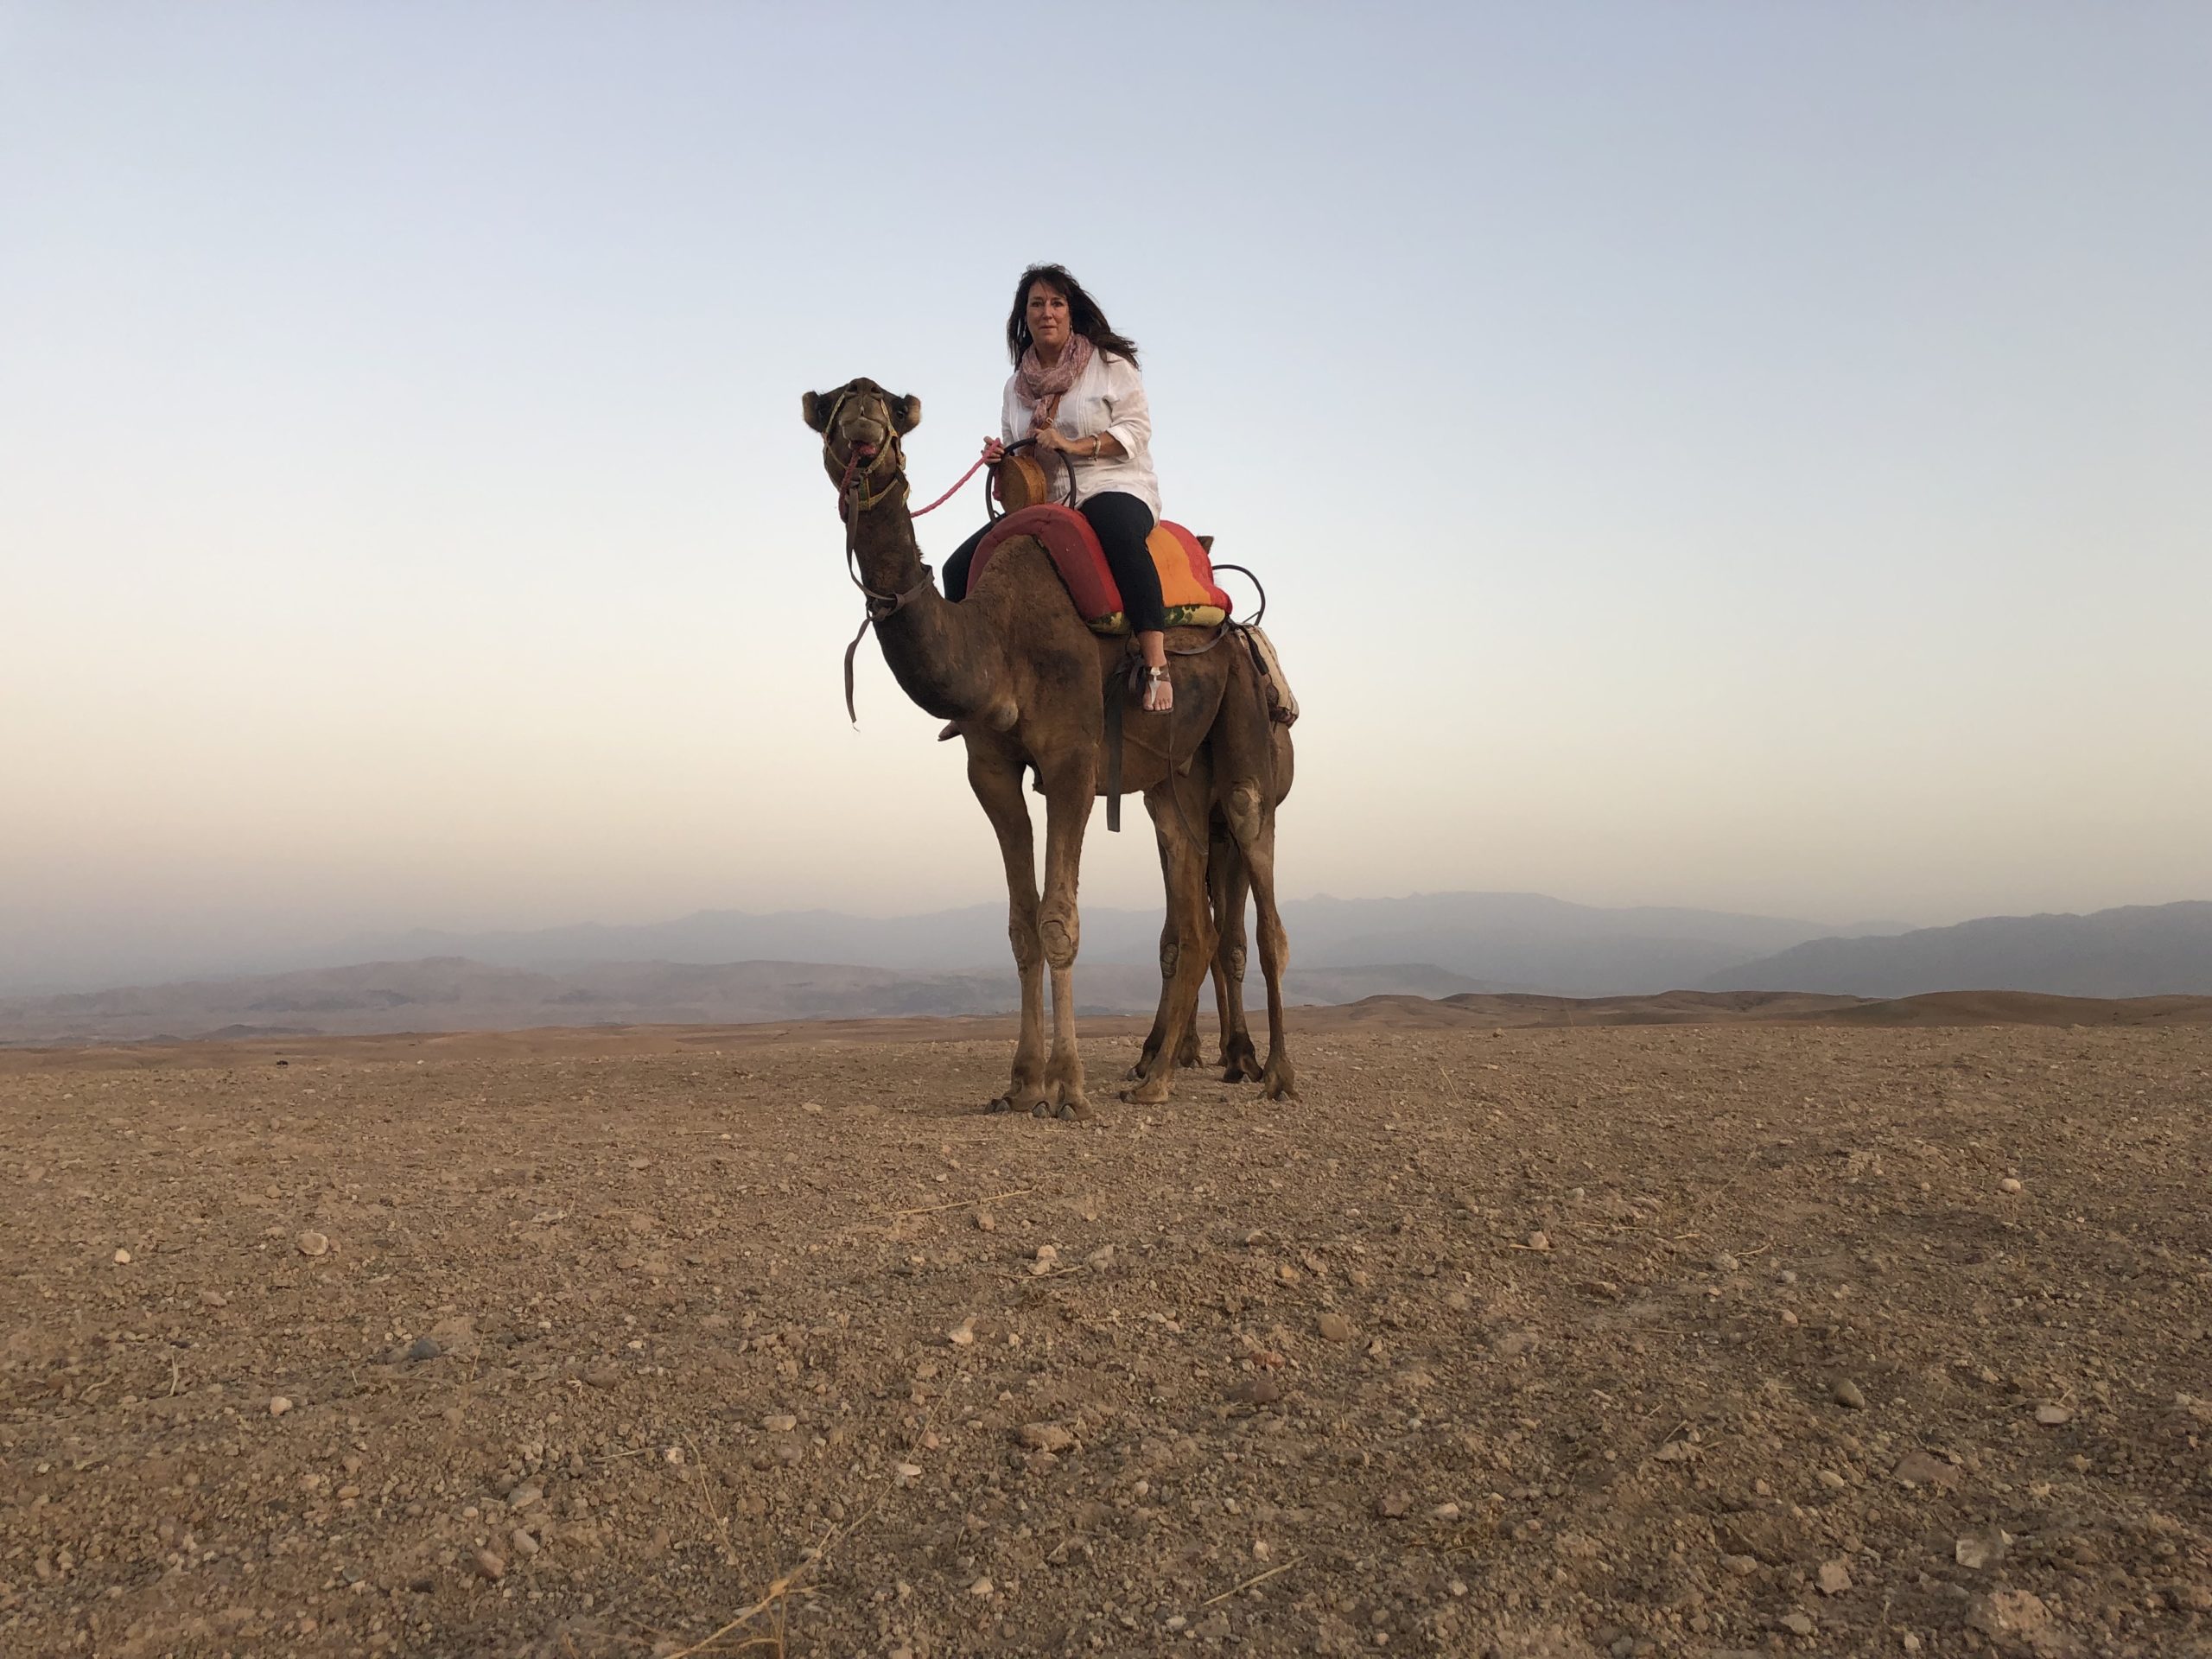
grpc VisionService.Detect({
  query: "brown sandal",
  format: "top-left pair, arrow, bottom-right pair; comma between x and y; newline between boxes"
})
1141,665 -> 1172,715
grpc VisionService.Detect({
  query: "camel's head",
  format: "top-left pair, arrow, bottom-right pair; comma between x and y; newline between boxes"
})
802,378 -> 921,492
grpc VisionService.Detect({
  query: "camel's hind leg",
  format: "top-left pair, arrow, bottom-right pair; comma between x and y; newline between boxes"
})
1223,776 -> 1295,1100
1209,829 -> 1264,1082
1123,765 -> 1218,1107
968,753 -> 1049,1116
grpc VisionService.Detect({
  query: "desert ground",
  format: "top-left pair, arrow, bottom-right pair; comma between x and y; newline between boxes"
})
3,995 -> 2209,1657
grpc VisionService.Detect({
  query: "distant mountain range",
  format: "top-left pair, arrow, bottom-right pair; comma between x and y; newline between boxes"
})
4,893 -> 2205,1046
1707,901 -> 2212,999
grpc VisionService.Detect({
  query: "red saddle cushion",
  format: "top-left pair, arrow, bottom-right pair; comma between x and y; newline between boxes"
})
965,505 -> 1232,632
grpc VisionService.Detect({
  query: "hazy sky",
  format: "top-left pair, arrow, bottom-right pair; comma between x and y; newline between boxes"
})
4,2 -> 2209,988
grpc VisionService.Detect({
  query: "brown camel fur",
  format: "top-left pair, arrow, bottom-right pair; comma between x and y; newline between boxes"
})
1131,652 -> 1297,1097
804,378 -> 1292,1116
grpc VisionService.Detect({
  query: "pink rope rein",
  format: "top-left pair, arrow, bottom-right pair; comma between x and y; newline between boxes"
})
908,443 -> 995,517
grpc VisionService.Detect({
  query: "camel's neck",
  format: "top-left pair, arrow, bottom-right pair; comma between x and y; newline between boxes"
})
849,491 -> 1001,721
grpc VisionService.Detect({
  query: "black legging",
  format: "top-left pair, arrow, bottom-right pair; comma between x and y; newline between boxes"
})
941,490 -> 1166,635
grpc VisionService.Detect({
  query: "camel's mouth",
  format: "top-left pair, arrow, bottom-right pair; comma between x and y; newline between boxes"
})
853,442 -> 879,460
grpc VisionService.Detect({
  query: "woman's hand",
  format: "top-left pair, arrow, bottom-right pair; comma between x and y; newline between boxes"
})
1030,425 -> 1068,453
982,437 -> 1006,462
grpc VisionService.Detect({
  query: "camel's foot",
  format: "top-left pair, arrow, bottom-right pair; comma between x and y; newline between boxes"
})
1218,1038 -> 1264,1084
1033,1079 -> 1095,1122
1259,1059 -> 1297,1102
1122,1052 -> 1159,1084
1120,1072 -> 1173,1106
986,1084 -> 1049,1116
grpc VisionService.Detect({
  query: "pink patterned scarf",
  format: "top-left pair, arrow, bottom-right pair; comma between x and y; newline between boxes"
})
1016,333 -> 1095,430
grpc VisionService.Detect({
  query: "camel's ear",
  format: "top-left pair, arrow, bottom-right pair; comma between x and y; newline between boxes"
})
802,390 -> 831,432
892,394 -> 922,434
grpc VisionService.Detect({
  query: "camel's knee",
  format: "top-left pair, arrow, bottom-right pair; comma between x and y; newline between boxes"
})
1039,912 -> 1079,970
1007,921 -> 1043,972
1224,780 -> 1266,845
1159,939 -> 1179,979
1220,939 -> 1248,980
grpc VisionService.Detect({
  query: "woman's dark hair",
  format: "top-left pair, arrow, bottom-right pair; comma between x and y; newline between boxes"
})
1006,264 -> 1141,367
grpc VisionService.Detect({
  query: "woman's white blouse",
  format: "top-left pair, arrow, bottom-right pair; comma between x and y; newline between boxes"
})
1000,350 -> 1160,518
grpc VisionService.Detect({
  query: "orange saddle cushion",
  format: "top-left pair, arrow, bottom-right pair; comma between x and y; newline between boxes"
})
966,505 -> 1232,635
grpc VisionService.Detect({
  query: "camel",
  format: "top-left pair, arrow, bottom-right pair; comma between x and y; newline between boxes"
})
803,378 -> 1294,1116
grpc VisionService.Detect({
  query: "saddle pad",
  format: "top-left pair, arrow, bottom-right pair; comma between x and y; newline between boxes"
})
967,505 -> 1231,635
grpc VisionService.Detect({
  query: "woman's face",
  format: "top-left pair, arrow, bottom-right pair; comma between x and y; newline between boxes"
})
1025,282 -> 1071,353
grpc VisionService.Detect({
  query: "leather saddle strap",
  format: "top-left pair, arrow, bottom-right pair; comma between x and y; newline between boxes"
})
1103,664 -> 1124,833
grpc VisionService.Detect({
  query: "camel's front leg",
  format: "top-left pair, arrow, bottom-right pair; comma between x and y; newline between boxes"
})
968,753 -> 1048,1115
1035,754 -> 1100,1121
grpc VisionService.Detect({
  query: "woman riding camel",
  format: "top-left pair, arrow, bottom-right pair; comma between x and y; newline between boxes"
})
941,264 -> 1173,715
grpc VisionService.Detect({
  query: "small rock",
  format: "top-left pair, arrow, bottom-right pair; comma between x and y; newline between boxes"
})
1955,1528 -> 2010,1570
1817,1559 -> 1853,1595
1432,1502 -> 1461,1520
895,1461 -> 922,1480
1373,1491 -> 1411,1518
474,1548 -> 506,1581
1526,1230 -> 1551,1252
405,1336 -> 442,1363
1720,1553 -> 1759,1577
269,1396 -> 293,1417
1084,1244 -> 1115,1270
762,1414 -> 798,1433
510,1527 -> 539,1558
948,1317 -> 976,1347
1999,1177 -> 2023,1194
112,1249 -> 131,1266
296,1230 -> 329,1257
1891,1449 -> 1960,1490
581,1361 -> 620,1389
2034,1402 -> 2073,1426
1713,1253 -> 1740,1273
1017,1422 -> 1074,1452
1233,1374 -> 1282,1406
1965,1590 -> 2050,1644
969,1575 -> 994,1598
1832,1378 -> 1867,1410
1033,1243 -> 1059,1262
1816,1470 -> 1847,1491
973,1211 -> 995,1232
1779,1611 -> 1815,1637
664,1445 -> 684,1465
199,1289 -> 227,1308
505,1483 -> 543,1512
800,1101 -> 823,1115
1318,1312 -> 1355,1343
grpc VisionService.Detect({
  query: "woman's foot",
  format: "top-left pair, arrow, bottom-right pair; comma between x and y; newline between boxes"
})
1141,665 -> 1173,714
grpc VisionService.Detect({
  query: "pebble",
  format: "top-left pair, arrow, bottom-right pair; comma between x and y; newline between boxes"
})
969,1576 -> 994,1598
1832,1378 -> 1867,1410
1999,1178 -> 2023,1194
1955,1529 -> 2010,1570
1818,1559 -> 1853,1595
509,1527 -> 539,1558
948,1317 -> 976,1347
405,1337 -> 442,1363
506,1483 -> 543,1512
1017,1422 -> 1074,1452
581,1362 -> 620,1389
1234,1374 -> 1282,1406
296,1230 -> 329,1257
2034,1403 -> 2072,1426
1318,1312 -> 1355,1343
474,1548 -> 506,1581
1712,1253 -> 1740,1273
199,1289 -> 227,1307
1527,1230 -> 1551,1252
1816,1470 -> 1847,1491
112,1249 -> 131,1266
1432,1503 -> 1461,1520
1720,1554 -> 1758,1577
1084,1244 -> 1115,1270
800,1101 -> 823,1115
1374,1491 -> 1411,1518
895,1462 -> 922,1480
1030,1245 -> 1059,1276
270,1396 -> 293,1417
763,1414 -> 798,1433
1780,1611 -> 1815,1637
973,1212 -> 995,1232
